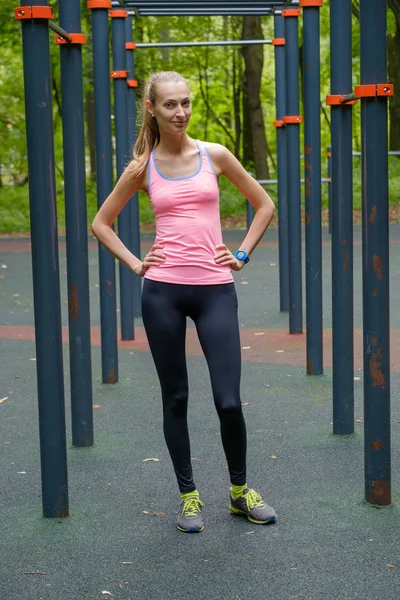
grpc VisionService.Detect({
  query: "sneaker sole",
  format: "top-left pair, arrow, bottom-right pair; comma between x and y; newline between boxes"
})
177,524 -> 205,533
229,504 -> 276,525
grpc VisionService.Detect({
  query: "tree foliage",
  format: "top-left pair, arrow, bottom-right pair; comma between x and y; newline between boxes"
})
0,1 -> 399,232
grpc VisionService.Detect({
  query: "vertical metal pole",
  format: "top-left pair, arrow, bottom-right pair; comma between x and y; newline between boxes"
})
301,0 -> 323,375
126,16 -> 142,318
327,146 -> 332,235
360,0 -> 391,506
330,0 -> 354,435
246,199 -> 255,230
59,0 -> 93,448
283,9 -> 302,334
111,11 -> 134,340
18,0 -> 69,517
274,15 -> 289,313
90,1 -> 119,384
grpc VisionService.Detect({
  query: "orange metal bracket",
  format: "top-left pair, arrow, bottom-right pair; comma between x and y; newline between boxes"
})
127,80 -> 138,88
15,6 -> 53,20
283,115 -> 303,124
326,95 -> 357,105
299,0 -> 323,6
282,8 -> 301,17
355,84 -> 394,98
272,38 -> 285,46
274,120 -> 285,128
327,84 -> 394,106
55,33 -> 86,45
126,42 -> 136,50
87,0 -> 111,8
111,70 -> 129,79
326,151 -> 331,157
109,9 -> 128,18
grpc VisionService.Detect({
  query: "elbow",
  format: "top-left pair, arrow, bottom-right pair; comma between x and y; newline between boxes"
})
267,193 -> 275,213
263,196 -> 275,218
269,198 -> 276,214
91,216 -> 104,240
91,218 -> 99,239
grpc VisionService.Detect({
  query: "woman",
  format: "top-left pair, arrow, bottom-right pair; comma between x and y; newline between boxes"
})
92,71 -> 276,533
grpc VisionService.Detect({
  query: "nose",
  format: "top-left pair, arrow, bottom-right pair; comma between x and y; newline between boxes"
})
176,105 -> 185,117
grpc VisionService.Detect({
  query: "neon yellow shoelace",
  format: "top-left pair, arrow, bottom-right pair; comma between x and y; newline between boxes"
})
244,489 -> 265,510
183,497 -> 204,517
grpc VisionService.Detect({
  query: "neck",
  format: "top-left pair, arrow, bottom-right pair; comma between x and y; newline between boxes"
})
157,134 -> 195,156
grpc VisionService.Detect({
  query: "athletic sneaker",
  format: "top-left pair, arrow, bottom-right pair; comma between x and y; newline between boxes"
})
177,496 -> 204,532
229,488 -> 277,524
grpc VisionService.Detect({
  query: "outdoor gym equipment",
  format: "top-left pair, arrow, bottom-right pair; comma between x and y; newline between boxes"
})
15,0 -> 392,515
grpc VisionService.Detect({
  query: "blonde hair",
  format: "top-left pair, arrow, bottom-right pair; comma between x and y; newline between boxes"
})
129,71 -> 189,180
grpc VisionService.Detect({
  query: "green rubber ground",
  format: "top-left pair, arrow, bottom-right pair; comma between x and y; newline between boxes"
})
1,226 -> 399,600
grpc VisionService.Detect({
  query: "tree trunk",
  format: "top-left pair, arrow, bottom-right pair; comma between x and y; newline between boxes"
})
232,47 -> 242,159
242,78 -> 254,169
160,27 -> 170,65
388,4 -> 400,152
241,16 -> 270,179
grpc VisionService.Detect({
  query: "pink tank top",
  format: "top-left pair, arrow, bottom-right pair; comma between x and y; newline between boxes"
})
144,140 -> 234,285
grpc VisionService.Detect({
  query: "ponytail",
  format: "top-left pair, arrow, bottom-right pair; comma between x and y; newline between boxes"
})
128,71 -> 188,181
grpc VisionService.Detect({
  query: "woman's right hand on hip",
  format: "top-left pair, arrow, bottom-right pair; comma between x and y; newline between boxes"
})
137,243 -> 165,277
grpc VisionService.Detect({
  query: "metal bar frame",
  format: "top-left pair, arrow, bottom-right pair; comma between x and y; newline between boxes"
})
59,0 -> 94,447
125,16 -> 142,318
360,0 -> 391,507
90,2 -> 119,384
274,13 -> 289,313
48,20 -> 72,41
303,1 -> 323,375
284,10 -> 302,334
111,12 -> 135,340
19,0 -> 69,518
135,39 -> 273,48
330,0 -> 354,435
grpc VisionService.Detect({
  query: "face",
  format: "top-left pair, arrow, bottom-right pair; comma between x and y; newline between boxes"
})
147,81 -> 192,135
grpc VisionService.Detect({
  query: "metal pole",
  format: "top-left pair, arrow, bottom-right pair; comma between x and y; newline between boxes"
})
283,9 -> 302,334
274,15 -> 289,313
111,11 -> 135,340
90,1 -> 119,384
126,17 -> 142,318
327,146 -> 332,234
59,0 -> 93,447
134,39 -> 273,48
301,0 -> 323,375
330,0 -> 354,435
360,0 -> 391,506
48,20 -> 72,41
18,0 -> 69,518
246,199 -> 255,230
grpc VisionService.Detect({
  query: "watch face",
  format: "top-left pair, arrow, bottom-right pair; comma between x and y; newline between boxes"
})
236,250 -> 246,260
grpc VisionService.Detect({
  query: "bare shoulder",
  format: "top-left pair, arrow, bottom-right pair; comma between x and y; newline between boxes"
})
202,141 -> 229,160
201,142 -> 231,176
124,158 -> 148,192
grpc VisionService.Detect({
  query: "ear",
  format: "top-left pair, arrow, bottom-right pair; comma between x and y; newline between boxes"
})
145,99 -> 154,118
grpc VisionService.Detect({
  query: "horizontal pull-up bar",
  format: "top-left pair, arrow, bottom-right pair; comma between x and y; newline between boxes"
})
135,39 -> 273,48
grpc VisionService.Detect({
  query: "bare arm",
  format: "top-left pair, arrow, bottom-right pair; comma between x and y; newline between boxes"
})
206,143 -> 275,267
91,164 -> 165,276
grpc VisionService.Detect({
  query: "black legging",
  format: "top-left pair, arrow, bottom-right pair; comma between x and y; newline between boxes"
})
142,279 -> 247,493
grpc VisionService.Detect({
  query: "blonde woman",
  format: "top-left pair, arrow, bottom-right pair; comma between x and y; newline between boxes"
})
92,71 -> 276,533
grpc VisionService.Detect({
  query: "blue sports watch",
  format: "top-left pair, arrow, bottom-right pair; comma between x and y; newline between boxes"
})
234,249 -> 250,264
